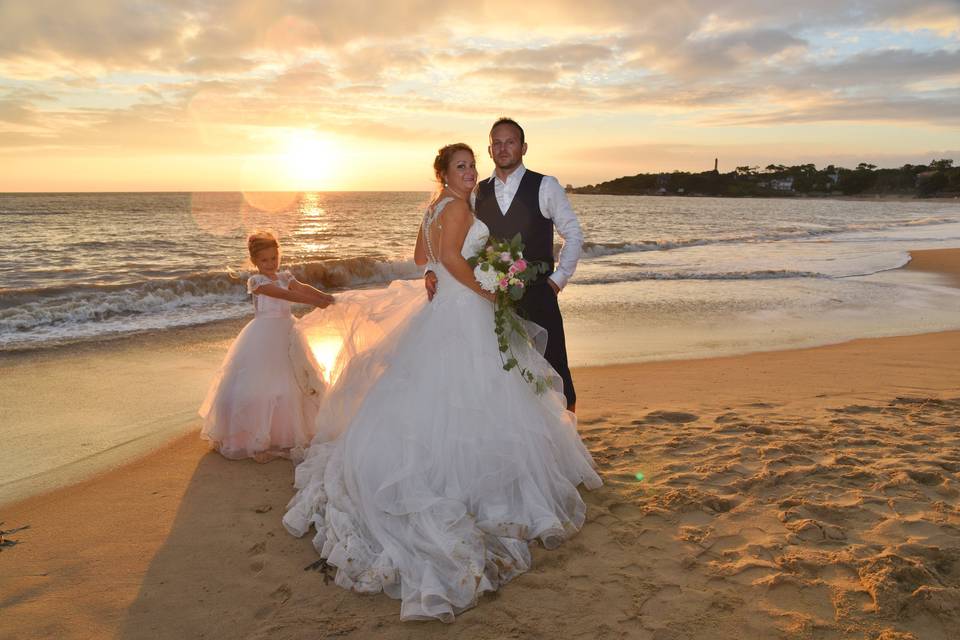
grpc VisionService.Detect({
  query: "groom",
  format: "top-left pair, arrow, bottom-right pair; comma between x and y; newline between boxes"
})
426,117 -> 584,412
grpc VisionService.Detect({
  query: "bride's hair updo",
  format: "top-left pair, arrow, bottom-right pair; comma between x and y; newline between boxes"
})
247,230 -> 279,259
433,143 -> 474,186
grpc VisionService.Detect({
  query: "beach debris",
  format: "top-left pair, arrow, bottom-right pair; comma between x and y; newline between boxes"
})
254,504 -> 272,513
0,523 -> 29,551
304,558 -> 335,584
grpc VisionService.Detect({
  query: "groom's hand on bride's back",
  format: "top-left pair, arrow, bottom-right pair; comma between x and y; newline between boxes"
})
424,271 -> 438,301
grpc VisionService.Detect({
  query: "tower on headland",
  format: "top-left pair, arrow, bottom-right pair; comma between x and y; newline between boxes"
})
714,158 -> 718,172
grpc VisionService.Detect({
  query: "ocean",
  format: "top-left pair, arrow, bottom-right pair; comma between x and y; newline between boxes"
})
3,191 -> 960,363
4,190 -> 960,506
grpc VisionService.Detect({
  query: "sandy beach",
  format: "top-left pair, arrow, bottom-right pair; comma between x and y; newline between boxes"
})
2,250 -> 960,640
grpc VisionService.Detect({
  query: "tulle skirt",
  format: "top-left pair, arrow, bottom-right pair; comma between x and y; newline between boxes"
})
283,278 -> 601,621
199,314 -> 319,461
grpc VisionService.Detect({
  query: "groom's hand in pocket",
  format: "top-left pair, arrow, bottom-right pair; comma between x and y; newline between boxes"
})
424,271 -> 438,301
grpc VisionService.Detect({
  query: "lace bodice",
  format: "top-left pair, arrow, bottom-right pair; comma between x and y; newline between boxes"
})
422,197 -> 490,268
247,270 -> 295,318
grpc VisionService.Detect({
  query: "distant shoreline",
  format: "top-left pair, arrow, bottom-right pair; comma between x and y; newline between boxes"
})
566,191 -> 960,201
568,160 -> 959,199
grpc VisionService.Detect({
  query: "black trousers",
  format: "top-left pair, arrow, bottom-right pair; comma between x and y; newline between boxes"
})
518,281 -> 576,408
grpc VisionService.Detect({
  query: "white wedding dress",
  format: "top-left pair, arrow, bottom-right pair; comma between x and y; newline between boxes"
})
283,198 -> 601,622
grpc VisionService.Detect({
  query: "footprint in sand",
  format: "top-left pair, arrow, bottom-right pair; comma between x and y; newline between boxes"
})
905,469 -> 943,486
678,526 -> 710,545
714,412 -> 742,424
610,502 -> 644,520
874,629 -> 920,640
936,460 -> 960,473
567,574 -> 593,589
785,518 -> 846,543
892,396 -> 949,408
831,404 -> 887,415
832,454 -> 867,466
270,584 -> 292,604
248,540 -> 267,572
633,410 -> 699,425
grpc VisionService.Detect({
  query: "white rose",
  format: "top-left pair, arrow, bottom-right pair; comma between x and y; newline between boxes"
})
474,264 -> 500,292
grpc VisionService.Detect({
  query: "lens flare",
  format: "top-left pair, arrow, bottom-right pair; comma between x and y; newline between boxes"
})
190,191 -> 245,237
240,191 -> 302,237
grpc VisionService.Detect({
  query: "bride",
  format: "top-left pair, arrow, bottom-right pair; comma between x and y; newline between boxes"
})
283,143 -> 601,622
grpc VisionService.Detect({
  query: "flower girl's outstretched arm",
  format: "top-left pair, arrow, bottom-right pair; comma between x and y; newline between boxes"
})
439,200 -> 495,302
289,279 -> 335,308
254,282 -> 334,308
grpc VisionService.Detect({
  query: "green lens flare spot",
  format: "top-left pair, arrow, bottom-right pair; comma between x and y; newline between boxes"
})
634,472 -> 645,482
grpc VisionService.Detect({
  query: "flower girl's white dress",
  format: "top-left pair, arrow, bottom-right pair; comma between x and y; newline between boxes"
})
283,199 -> 601,621
199,270 -> 319,461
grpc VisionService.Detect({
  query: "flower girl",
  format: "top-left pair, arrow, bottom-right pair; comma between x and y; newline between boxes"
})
199,231 -> 334,462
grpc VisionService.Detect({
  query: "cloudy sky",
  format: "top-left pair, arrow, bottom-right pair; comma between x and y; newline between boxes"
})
1,1 -> 959,191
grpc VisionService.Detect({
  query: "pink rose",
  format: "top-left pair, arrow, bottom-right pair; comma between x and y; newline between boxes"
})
514,258 -> 527,271
498,277 -> 510,289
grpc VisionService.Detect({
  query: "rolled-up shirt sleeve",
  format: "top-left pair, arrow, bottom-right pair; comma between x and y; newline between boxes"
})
539,175 -> 583,290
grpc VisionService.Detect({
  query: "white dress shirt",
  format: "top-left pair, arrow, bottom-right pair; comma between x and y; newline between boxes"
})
473,164 -> 584,290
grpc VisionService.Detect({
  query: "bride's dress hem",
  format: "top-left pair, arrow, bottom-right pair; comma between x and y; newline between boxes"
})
283,443 -> 599,622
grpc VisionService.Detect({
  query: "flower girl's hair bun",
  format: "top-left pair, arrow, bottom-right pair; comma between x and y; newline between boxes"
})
247,230 -> 279,259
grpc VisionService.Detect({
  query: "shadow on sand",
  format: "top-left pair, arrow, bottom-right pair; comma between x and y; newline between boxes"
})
116,448 -> 358,639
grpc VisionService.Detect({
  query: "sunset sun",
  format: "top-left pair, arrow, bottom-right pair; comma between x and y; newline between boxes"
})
278,131 -> 339,189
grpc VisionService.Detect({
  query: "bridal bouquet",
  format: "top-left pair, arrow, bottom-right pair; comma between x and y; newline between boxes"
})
469,234 -> 550,393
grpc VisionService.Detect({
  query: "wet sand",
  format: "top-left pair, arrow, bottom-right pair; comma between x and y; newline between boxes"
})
906,248 -> 960,287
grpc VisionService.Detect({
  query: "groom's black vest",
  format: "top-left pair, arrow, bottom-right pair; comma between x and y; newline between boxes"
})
475,170 -> 554,279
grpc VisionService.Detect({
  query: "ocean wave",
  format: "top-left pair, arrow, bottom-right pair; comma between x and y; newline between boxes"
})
0,210 -> 72,217
68,238 -> 180,249
902,216 -> 956,226
575,269 -> 824,285
289,256 -> 420,289
0,257 -> 421,350
573,216 -> 960,259
579,239 -> 708,258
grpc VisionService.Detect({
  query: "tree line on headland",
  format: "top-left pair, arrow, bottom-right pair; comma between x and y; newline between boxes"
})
568,159 -> 960,198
